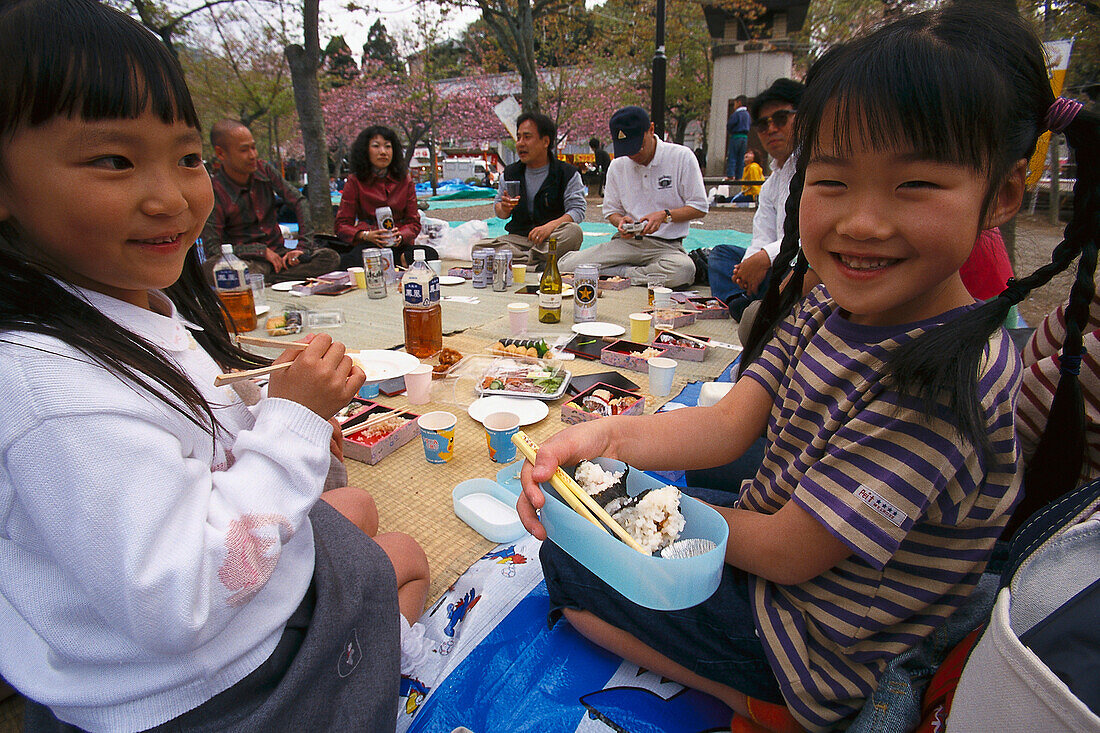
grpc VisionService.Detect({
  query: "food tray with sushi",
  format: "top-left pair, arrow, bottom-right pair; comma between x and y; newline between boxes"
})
337,401 -> 419,464
561,383 -> 645,424
487,338 -> 552,360
495,457 -> 728,610
652,331 -> 708,362
600,339 -> 671,373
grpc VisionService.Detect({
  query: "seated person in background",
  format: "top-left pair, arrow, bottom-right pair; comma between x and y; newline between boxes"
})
559,106 -> 708,289
202,120 -> 339,284
709,79 -> 805,318
731,150 -> 765,204
475,113 -> 585,268
334,125 -> 431,269
589,137 -> 611,197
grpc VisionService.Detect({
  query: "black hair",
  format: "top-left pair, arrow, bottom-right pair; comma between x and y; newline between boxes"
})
734,94 -> 749,106
740,1 -> 1100,483
589,137 -> 601,150
0,0 -> 268,436
516,112 -> 557,151
750,78 -> 803,120
348,124 -> 406,180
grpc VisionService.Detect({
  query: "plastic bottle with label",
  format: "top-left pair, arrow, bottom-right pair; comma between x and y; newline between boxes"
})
402,249 -> 442,358
211,244 -> 256,332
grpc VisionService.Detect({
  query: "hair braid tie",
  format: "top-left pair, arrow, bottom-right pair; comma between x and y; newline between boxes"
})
1045,98 -> 1084,133
1000,277 -> 1030,305
1059,352 -> 1083,377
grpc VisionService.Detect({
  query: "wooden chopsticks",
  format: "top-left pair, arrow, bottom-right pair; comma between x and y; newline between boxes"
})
213,361 -> 292,386
660,329 -> 709,347
341,407 -> 414,437
511,431 -> 648,554
236,335 -> 309,350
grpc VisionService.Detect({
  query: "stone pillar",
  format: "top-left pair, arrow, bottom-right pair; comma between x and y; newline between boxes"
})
706,43 -> 793,177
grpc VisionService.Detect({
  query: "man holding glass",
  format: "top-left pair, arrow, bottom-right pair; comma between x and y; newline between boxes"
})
476,112 -> 585,268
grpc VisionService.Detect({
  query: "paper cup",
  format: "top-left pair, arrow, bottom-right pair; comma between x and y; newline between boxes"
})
652,286 -> 673,309
427,259 -> 443,276
648,356 -> 677,397
507,302 -> 530,336
404,363 -> 434,405
357,381 -> 380,399
348,266 -> 367,289
629,312 -> 652,343
483,411 -> 520,463
418,411 -> 456,464
512,263 -> 527,285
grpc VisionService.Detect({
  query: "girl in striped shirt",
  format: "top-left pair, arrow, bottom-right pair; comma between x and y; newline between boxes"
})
519,2 -> 1100,731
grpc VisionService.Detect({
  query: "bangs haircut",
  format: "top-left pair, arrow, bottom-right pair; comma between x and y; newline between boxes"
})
0,0 -> 199,143
796,3 -> 1045,220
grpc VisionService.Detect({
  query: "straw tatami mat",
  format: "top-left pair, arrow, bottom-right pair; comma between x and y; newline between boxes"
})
339,329 -> 738,603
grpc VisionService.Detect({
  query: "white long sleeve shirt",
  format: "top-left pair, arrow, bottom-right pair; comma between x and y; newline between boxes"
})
602,139 -> 709,240
744,154 -> 798,264
0,288 -> 333,732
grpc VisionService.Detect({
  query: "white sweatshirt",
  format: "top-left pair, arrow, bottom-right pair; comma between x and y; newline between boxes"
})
0,288 -> 333,732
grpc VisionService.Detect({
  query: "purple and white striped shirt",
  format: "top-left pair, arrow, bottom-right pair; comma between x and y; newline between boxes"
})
741,287 -> 1021,732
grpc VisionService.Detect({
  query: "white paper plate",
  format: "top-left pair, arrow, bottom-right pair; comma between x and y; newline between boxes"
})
271,280 -> 304,292
562,286 -> 574,298
571,321 -> 626,338
255,305 -> 270,316
349,349 -> 421,382
438,275 -> 465,286
467,396 -> 549,426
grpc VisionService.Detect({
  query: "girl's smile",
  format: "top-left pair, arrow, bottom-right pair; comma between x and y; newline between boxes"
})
0,112 -> 213,309
799,115 -> 1025,327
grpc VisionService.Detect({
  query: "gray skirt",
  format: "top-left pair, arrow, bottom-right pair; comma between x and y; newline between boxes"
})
25,500 -> 401,733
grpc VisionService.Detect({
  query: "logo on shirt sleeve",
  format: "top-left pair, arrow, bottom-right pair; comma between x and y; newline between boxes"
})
855,486 -> 906,527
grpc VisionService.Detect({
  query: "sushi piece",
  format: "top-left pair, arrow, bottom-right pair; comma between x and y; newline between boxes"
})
572,461 -> 684,554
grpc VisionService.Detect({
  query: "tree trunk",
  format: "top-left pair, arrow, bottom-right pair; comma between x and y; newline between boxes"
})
284,0 -> 333,233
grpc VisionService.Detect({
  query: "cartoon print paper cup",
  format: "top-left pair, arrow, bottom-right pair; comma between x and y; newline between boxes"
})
418,411 -> 457,464
483,411 -> 520,463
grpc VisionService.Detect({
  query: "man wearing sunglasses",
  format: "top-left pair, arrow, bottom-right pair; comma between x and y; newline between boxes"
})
709,78 -> 806,319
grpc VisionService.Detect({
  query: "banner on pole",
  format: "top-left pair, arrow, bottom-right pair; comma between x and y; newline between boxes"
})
494,96 -> 522,141
1027,39 -> 1074,189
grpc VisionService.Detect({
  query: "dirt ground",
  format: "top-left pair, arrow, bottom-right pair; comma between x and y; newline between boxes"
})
431,196 -> 1070,327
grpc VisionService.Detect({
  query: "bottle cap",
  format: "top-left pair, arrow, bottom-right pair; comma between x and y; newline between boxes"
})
221,244 -> 233,254
414,249 -> 426,261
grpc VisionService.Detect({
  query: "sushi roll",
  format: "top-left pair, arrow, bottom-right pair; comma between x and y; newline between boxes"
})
573,461 -> 685,554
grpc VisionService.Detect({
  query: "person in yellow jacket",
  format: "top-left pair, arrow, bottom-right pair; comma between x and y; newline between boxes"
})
732,150 -> 765,203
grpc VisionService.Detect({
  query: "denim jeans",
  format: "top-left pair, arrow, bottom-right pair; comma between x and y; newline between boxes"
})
726,135 -> 748,179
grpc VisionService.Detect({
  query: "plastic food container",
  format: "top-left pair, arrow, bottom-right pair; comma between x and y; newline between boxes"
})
496,457 -> 728,610
449,354 -> 571,401
452,479 -> 527,543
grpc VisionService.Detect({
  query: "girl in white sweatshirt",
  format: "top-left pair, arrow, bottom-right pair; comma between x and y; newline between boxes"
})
0,1 -> 427,730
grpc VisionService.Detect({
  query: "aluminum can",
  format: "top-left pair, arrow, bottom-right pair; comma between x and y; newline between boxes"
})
471,246 -> 492,288
493,251 -> 509,291
363,249 -> 388,299
573,263 -> 599,322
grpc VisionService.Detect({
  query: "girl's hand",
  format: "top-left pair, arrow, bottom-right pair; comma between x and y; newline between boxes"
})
517,420 -> 614,540
266,334 -> 365,419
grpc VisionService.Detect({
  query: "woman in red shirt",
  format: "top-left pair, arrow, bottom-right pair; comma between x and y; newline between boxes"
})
335,125 -> 435,268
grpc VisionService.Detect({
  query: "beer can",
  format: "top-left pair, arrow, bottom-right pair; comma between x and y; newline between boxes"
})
573,263 -> 599,323
363,249 -> 388,299
492,251 -> 509,292
471,247 -> 492,289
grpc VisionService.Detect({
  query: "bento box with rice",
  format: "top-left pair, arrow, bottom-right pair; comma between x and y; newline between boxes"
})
337,400 -> 420,464
600,339 -> 671,373
496,456 -> 727,610
561,383 -> 644,424
652,330 -> 708,362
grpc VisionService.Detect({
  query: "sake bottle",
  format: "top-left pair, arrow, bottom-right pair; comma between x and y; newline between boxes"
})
538,237 -> 563,324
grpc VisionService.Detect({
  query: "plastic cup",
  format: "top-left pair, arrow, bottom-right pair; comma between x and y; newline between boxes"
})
247,273 -> 266,308
648,356 -> 677,397
348,266 -> 367,290
512,263 -> 527,285
629,312 -> 652,343
504,180 -> 521,198
418,411 -> 456,464
427,259 -> 443,276
508,302 -> 530,336
483,411 -> 520,463
404,364 -> 434,405
652,286 -> 673,309
647,275 -> 667,306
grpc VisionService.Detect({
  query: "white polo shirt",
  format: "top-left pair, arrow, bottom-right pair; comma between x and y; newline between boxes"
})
602,138 -> 708,240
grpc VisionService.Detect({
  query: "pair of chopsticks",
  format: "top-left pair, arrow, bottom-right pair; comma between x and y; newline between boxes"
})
341,407 -> 414,437
660,329 -> 741,352
213,336 -> 309,386
511,431 -> 648,555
